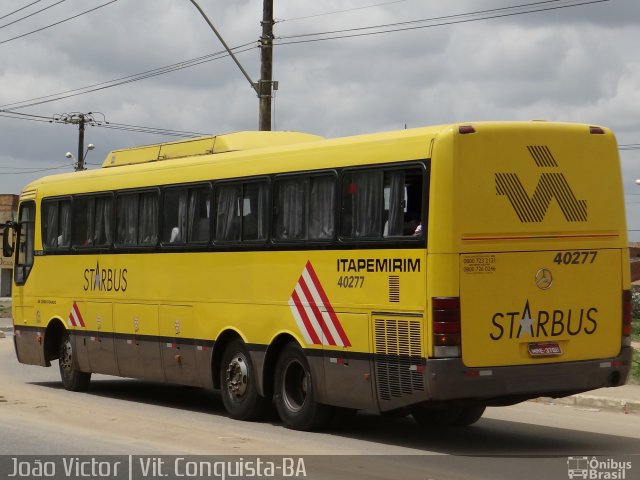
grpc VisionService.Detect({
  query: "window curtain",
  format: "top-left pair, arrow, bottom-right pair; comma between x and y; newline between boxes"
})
351,171 -> 382,237
256,183 -> 267,240
93,197 -> 112,246
59,201 -> 71,247
309,176 -> 335,239
117,195 -> 138,245
216,186 -> 241,241
188,188 -> 209,242
139,194 -> 158,245
44,203 -> 58,247
276,179 -> 306,240
386,170 -> 406,237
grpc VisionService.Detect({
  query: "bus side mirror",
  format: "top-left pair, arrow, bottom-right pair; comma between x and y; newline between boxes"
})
2,223 -> 15,258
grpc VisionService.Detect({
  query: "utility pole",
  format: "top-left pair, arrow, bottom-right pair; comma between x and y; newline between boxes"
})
189,0 -> 276,131
76,114 -> 86,171
55,112 -> 101,171
259,0 -> 274,131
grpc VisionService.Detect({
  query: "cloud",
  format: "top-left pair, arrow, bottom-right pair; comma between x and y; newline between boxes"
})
0,0 -> 639,239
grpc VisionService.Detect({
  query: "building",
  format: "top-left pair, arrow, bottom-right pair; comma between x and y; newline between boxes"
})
0,194 -> 19,297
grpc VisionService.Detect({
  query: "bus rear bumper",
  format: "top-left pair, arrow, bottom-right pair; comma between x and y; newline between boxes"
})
422,347 -> 633,404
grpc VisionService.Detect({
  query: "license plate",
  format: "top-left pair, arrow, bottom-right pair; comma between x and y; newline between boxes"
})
528,342 -> 562,356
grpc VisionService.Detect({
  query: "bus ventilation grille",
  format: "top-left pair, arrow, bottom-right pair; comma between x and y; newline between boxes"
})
388,276 -> 400,303
374,318 -> 424,402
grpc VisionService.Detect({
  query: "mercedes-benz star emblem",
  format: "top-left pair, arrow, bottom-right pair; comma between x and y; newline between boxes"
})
535,268 -> 553,290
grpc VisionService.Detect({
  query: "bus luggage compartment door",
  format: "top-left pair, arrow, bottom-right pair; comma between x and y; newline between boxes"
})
459,249 -> 622,368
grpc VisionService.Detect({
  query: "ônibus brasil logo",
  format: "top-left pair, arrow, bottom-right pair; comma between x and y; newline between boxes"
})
567,456 -> 632,479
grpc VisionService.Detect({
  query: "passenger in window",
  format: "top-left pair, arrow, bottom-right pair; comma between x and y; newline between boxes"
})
169,227 -> 180,243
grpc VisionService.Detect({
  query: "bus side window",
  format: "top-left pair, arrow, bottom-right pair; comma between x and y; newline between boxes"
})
242,182 -> 267,241
384,168 -> 424,237
162,188 -> 188,244
72,197 -> 95,247
274,174 -> 335,242
341,166 -> 423,240
116,193 -> 139,246
14,201 -> 35,285
139,192 -> 158,246
274,178 -> 307,241
187,186 -> 211,243
308,175 -> 335,240
42,198 -> 71,249
215,184 -> 241,242
341,170 -> 383,238
93,196 -> 113,247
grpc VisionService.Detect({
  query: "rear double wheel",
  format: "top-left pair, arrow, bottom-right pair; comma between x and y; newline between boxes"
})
273,343 -> 332,431
220,339 -> 269,421
58,332 -> 91,391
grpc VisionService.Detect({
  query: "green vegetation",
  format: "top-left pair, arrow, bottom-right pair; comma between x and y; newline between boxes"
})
633,319 -> 640,343
0,301 -> 11,319
632,349 -> 640,385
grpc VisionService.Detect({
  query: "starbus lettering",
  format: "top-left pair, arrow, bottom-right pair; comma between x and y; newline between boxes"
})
489,300 -> 597,341
336,258 -> 420,273
83,261 -> 128,292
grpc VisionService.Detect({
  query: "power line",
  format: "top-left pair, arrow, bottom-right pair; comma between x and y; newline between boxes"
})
0,0 -> 44,21
0,0 -> 117,46
275,0 -> 610,45
0,1 -> 604,112
0,108 -> 207,138
1,43 -> 257,111
0,163 -> 74,175
278,0 -> 414,23
0,0 -> 66,30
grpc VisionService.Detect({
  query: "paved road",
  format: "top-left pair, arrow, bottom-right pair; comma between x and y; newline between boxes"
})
0,334 -> 638,480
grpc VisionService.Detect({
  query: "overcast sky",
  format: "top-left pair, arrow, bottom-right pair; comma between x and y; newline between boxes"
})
0,0 -> 639,238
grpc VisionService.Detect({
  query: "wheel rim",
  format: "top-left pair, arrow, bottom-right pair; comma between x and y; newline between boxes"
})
60,337 -> 73,379
282,359 -> 308,413
225,352 -> 249,399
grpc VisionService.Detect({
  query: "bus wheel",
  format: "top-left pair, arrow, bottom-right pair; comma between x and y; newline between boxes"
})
220,339 -> 268,421
58,332 -> 91,392
455,405 -> 486,426
411,406 -> 461,427
274,343 -> 331,431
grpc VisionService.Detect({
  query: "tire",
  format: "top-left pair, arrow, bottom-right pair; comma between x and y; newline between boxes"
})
219,339 -> 268,421
273,343 -> 332,431
455,405 -> 486,426
58,332 -> 91,392
411,405 -> 461,427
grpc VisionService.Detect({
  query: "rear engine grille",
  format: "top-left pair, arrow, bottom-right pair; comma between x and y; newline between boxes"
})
374,318 -> 424,402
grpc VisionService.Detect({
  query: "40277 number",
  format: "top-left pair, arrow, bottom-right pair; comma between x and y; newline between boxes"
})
337,276 -> 365,288
553,251 -> 597,265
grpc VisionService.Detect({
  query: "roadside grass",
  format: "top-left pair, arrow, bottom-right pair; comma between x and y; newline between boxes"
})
0,301 -> 11,318
633,319 -> 640,343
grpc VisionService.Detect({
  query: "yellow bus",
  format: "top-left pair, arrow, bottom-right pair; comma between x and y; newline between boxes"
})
2,122 -> 633,430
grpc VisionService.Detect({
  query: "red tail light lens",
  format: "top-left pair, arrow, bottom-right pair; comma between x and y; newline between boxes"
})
432,297 -> 461,355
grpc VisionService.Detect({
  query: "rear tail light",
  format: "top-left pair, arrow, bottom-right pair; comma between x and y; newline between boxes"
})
432,296 -> 461,357
623,290 -> 632,346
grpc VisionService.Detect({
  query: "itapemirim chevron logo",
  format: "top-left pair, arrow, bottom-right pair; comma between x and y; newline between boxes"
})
496,146 -> 587,223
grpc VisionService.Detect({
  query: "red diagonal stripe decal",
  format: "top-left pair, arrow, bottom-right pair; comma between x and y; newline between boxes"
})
304,261 -> 351,347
